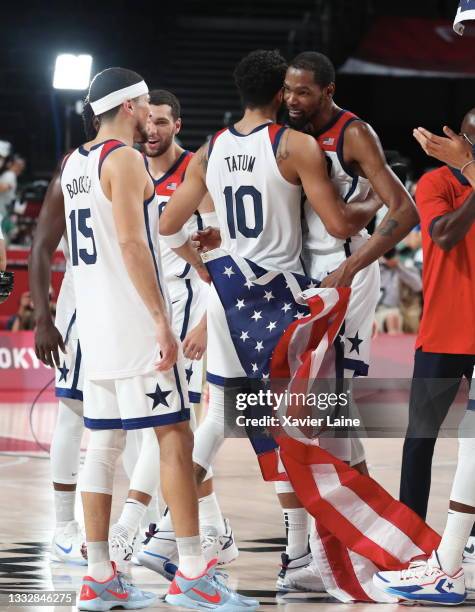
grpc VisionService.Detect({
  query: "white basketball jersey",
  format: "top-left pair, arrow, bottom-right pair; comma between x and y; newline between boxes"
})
205,123 -> 303,274
151,151 -> 203,282
61,139 -> 168,380
303,110 -> 371,255
54,235 -> 76,337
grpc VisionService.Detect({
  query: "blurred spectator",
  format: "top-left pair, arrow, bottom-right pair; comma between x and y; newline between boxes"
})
0,155 -> 26,227
7,289 -> 56,331
7,291 -> 36,331
375,248 -> 422,334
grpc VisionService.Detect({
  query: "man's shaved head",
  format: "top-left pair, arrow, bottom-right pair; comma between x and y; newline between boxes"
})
461,108 -> 475,143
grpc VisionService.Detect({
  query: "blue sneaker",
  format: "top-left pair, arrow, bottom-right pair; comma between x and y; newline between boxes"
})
373,551 -> 466,605
166,559 -> 259,609
78,561 -> 157,610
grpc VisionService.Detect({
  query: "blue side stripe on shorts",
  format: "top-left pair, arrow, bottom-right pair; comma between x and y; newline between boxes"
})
63,311 -> 77,344
180,280 -> 193,341
173,365 -> 187,412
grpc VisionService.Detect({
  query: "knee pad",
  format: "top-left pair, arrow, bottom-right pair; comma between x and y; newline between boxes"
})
50,399 -> 84,484
80,429 -> 126,495
450,410 -> 475,507
128,428 -> 160,496
192,383 -> 226,471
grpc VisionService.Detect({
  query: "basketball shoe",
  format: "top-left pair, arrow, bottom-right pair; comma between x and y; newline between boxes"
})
137,519 -> 238,581
278,557 -> 325,592
373,551 -> 466,605
464,536 -> 475,564
166,558 -> 259,609
51,520 -> 87,565
276,550 -> 313,591
77,561 -> 156,610
109,524 -> 137,574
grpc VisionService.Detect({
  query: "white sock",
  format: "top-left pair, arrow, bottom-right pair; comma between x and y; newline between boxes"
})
283,508 -> 309,559
54,490 -> 76,526
116,498 -> 147,540
87,541 -> 113,581
176,535 -> 207,578
142,495 -> 161,531
438,510 -> 475,574
158,508 -> 175,534
199,493 -> 226,534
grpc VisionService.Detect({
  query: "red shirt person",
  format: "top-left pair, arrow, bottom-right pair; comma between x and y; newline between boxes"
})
400,108 -> 475,522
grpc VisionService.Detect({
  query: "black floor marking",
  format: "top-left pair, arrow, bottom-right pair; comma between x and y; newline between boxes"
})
239,546 -> 286,553
243,537 -> 286,545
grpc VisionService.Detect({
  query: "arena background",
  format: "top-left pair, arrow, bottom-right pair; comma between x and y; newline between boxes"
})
0,0 -> 474,610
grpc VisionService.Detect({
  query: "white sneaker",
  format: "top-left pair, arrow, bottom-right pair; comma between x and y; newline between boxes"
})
51,520 -> 87,565
279,558 -> 325,592
136,524 -> 178,581
373,550 -> 466,605
109,523 -> 137,573
464,536 -> 475,564
276,550 -> 313,591
201,526 -> 221,562
216,518 -> 239,565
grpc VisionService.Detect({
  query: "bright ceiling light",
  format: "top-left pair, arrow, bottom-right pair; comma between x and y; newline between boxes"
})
53,54 -> 92,90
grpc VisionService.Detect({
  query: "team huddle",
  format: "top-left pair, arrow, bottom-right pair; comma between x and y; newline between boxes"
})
29,48 -> 470,610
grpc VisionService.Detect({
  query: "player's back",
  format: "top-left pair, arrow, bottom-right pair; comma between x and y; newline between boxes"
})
61,139 -> 166,380
206,123 -> 303,274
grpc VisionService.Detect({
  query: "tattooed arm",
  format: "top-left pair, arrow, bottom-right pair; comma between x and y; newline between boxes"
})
321,122 -> 419,287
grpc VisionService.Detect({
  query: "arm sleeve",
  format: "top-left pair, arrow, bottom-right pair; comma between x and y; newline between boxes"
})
415,173 -> 453,239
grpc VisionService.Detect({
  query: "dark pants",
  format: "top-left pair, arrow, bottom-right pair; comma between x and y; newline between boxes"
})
400,349 -> 475,520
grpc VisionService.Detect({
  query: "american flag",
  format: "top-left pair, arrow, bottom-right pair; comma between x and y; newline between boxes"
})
454,0 -> 475,34
204,249 -> 440,603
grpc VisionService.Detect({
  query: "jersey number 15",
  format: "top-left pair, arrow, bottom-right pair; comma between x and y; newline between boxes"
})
69,209 -> 97,266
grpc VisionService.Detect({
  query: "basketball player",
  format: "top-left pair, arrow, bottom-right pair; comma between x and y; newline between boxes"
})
159,46 -> 392,505
30,105 -> 99,566
269,50 -> 419,591
136,89 -> 239,576
160,48 -> 417,596
31,105 -> 162,569
30,97 -> 227,577
55,67 -> 257,610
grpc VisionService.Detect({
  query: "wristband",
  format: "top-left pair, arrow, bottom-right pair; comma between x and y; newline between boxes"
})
200,211 -> 218,227
461,159 -> 475,176
160,227 -> 188,249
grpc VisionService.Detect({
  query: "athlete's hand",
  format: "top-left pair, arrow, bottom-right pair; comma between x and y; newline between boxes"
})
35,321 -> 66,368
194,261 -> 212,284
155,320 -> 178,371
320,261 -> 355,288
413,126 -> 474,168
191,226 -> 221,253
183,319 -> 207,360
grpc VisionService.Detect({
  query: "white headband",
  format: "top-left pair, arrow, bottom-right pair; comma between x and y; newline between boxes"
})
90,81 -> 149,115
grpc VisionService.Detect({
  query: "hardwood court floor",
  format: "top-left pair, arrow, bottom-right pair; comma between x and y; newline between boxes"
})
1,436 -> 474,611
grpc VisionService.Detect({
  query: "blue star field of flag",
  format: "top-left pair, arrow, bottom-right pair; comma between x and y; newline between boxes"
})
206,254 -> 319,380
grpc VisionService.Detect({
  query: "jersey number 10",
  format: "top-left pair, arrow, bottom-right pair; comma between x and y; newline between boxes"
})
224,185 -> 263,239
69,209 -> 97,266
